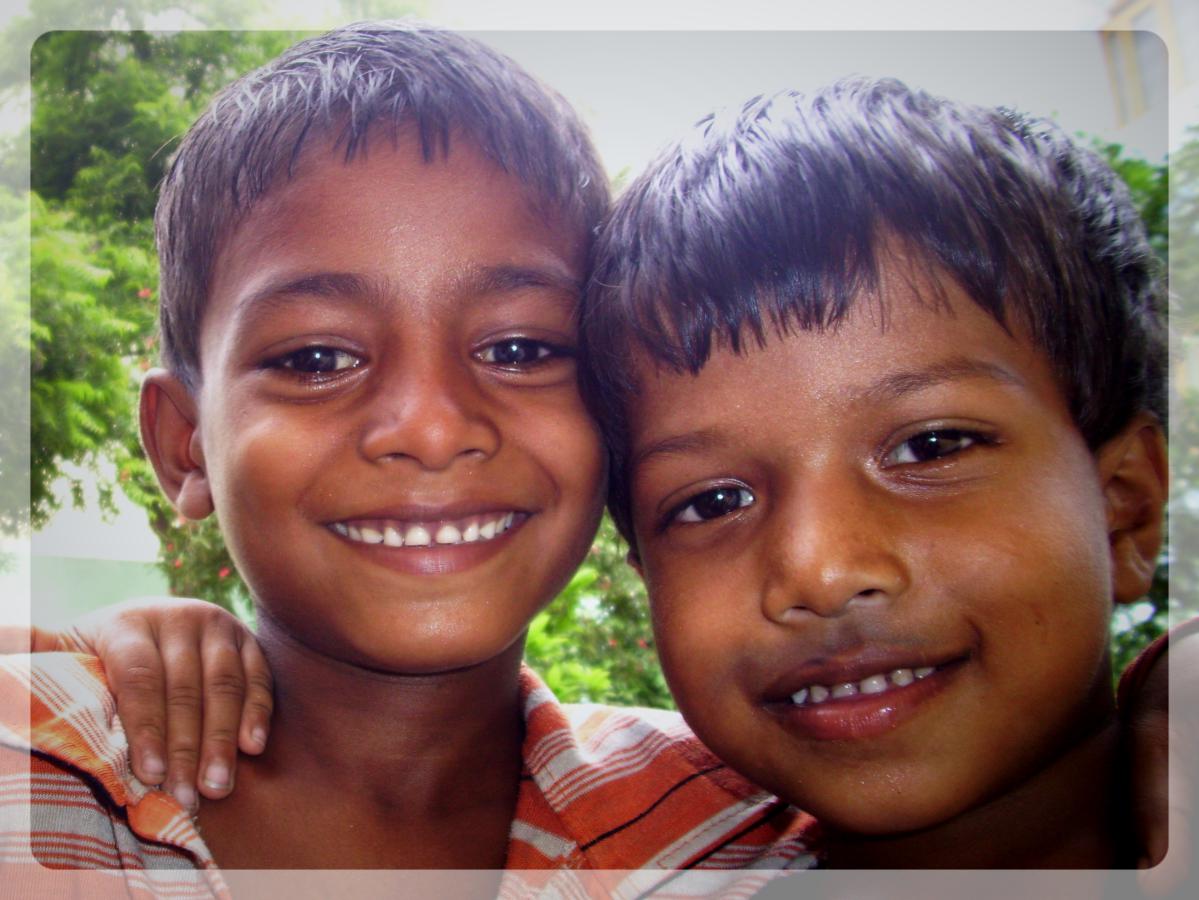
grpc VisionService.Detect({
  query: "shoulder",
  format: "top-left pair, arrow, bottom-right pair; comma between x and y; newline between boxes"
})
0,653 -> 226,892
516,666 -> 818,871
560,699 -> 762,797
1,653 -> 128,791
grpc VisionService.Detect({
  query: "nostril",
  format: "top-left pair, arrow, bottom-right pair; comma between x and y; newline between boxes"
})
848,588 -> 889,606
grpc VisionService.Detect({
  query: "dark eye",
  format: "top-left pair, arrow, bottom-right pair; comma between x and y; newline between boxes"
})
478,338 -> 566,366
885,429 -> 982,465
673,487 -> 755,524
269,346 -> 361,375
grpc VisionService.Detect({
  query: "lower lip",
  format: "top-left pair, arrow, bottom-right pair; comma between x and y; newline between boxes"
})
767,660 -> 965,741
331,516 -> 526,576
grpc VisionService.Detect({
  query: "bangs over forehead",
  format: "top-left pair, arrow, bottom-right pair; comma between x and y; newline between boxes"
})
582,77 -> 1164,541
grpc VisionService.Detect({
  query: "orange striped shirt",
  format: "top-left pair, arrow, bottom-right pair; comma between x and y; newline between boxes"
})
0,653 -> 815,897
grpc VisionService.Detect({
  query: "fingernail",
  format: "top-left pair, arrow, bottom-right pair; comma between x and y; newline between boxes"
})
141,752 -> 166,778
172,783 -> 197,813
203,762 -> 230,791
250,727 -> 267,750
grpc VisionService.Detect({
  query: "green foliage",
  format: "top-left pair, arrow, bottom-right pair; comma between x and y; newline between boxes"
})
1172,128 -> 1199,332
526,514 -> 672,709
1093,139 -> 1169,261
28,193 -> 145,528
31,30 -> 307,223
0,188 -> 31,532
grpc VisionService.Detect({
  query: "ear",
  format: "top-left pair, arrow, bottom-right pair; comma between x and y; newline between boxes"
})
140,369 -> 214,521
1097,413 -> 1167,604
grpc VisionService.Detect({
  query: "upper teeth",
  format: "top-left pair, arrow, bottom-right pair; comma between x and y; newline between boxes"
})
791,666 -> 936,706
331,512 -> 516,547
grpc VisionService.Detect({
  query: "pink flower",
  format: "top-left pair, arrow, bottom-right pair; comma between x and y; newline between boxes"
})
137,288 -> 153,299
173,557 -> 183,568
218,567 -> 231,579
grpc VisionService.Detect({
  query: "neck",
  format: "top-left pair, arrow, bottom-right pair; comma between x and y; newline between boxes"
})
250,614 -> 527,813
822,713 -> 1127,869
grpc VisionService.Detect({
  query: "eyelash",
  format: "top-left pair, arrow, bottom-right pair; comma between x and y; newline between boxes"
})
263,345 -> 363,379
475,337 -> 574,368
261,335 -> 572,378
882,428 -> 994,466
666,485 -> 756,529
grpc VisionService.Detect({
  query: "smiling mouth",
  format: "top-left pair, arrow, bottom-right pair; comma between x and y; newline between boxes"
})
790,665 -> 940,707
766,656 -> 967,741
329,512 -> 522,548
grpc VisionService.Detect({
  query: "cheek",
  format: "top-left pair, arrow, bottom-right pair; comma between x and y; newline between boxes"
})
205,413 -> 335,540
531,397 -> 606,511
644,559 -> 739,693
928,476 -> 1115,685
566,424 -> 607,506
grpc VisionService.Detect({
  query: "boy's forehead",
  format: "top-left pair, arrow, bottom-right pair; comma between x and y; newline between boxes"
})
212,129 -> 585,280
198,130 -> 587,359
624,268 -> 1060,438
255,125 -> 567,227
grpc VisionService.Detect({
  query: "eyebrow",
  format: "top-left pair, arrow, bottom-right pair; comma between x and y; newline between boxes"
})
451,262 -> 582,301
233,263 -> 581,325
233,272 -> 382,324
630,356 -> 1023,471
631,429 -> 727,472
855,357 -> 1024,404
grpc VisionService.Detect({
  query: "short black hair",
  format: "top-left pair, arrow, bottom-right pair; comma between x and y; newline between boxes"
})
581,77 -> 1166,542
156,20 -> 608,390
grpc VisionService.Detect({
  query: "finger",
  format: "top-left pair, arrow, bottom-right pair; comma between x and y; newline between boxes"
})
0,625 -> 75,653
160,633 -> 204,813
237,634 -> 274,756
195,625 -> 247,799
102,622 -> 169,786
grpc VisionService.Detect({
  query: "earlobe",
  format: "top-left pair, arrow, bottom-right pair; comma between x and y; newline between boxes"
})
140,369 -> 214,521
1098,414 -> 1167,604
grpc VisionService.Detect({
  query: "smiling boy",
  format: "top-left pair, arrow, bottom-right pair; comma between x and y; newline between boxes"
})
579,78 -> 1168,866
150,127 -> 606,871
0,22 -> 813,886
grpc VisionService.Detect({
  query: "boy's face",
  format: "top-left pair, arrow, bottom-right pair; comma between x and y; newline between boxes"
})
625,258 -> 1142,834
173,132 -> 605,673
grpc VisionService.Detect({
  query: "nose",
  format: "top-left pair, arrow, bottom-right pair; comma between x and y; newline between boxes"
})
760,469 -> 909,623
357,351 -> 501,470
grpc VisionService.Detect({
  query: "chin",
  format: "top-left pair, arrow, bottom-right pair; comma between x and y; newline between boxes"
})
262,610 -> 529,677
374,622 -> 532,674
804,782 -> 978,839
